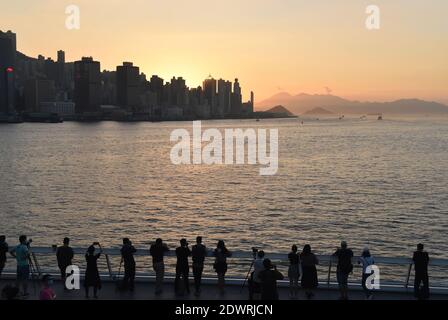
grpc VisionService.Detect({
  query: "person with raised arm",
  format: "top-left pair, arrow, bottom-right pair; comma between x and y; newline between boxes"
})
84,242 -> 102,299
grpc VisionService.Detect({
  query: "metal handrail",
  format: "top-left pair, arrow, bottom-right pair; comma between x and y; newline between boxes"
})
2,247 -> 447,293
26,246 -> 448,267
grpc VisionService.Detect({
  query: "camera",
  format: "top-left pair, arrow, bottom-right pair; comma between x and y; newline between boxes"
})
252,247 -> 258,253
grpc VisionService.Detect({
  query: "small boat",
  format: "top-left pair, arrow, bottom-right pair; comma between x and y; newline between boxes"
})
378,115 -> 383,121
256,118 -> 260,122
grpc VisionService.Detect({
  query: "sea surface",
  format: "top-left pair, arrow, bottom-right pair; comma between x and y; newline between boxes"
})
1,116 -> 448,264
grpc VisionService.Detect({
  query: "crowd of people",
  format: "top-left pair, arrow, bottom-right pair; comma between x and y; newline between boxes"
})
0,235 -> 432,300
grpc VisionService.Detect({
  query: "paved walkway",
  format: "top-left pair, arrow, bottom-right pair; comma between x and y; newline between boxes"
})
2,279 -> 444,300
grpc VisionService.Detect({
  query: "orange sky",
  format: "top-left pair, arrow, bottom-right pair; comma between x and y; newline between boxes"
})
2,0 -> 447,104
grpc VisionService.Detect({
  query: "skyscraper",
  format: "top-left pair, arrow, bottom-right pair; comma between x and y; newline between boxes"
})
57,50 -> 65,89
116,62 -> 140,112
149,75 -> 164,106
0,30 -> 16,114
217,79 -> 232,117
231,78 -> 242,115
203,76 -> 217,115
24,79 -> 56,112
74,57 -> 101,114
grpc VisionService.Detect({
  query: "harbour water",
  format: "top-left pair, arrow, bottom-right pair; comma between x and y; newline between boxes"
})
1,117 -> 448,262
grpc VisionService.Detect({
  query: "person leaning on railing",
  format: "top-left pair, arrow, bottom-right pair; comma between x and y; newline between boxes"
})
149,238 -> 169,295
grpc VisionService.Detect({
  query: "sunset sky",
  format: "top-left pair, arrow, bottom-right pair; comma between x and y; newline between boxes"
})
2,0 -> 447,104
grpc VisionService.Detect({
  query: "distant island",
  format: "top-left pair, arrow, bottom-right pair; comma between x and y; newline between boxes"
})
257,92 -> 448,115
303,107 -> 333,116
253,105 -> 297,119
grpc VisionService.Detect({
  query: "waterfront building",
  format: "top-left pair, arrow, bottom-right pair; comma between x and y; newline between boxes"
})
231,78 -> 242,115
0,30 -> 16,114
116,62 -> 140,112
74,57 -> 101,114
24,78 -> 56,112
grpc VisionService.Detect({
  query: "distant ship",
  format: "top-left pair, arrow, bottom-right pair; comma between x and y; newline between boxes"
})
366,113 -> 383,121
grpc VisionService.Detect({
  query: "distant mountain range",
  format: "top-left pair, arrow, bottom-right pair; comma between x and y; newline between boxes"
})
257,93 -> 448,115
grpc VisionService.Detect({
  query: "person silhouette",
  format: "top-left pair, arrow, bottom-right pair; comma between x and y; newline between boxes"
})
333,241 -> 353,300
0,235 -> 8,280
258,258 -> 284,300
9,235 -> 31,297
56,237 -> 74,290
300,244 -> 319,299
213,240 -> 232,295
84,242 -> 102,299
175,239 -> 191,296
150,238 -> 169,295
288,245 -> 300,298
358,246 -> 375,299
120,238 -> 137,292
413,243 -> 430,300
191,236 -> 207,297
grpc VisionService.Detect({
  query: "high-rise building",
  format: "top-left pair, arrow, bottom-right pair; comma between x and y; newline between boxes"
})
57,50 -> 65,64
56,50 -> 65,89
149,75 -> 164,106
231,78 -> 242,115
0,30 -> 16,114
74,57 -> 101,114
116,62 -> 140,111
217,79 -> 232,117
169,77 -> 187,107
24,79 -> 56,112
203,76 -> 217,115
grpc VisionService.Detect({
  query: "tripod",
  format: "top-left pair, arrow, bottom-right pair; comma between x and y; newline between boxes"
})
240,250 -> 258,293
27,247 -> 41,296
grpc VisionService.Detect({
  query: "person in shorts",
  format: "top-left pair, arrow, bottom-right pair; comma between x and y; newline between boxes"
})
9,235 -> 31,297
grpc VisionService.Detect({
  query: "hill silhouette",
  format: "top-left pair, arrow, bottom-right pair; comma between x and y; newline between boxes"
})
257,93 -> 448,115
265,105 -> 295,116
303,107 -> 333,116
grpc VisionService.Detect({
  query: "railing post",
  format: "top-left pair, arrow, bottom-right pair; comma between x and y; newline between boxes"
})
105,254 -> 115,280
31,252 -> 42,277
327,260 -> 332,287
405,263 -> 413,289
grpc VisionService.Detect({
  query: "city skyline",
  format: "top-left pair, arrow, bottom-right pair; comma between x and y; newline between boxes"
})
2,0 -> 448,105
1,29 -> 256,122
